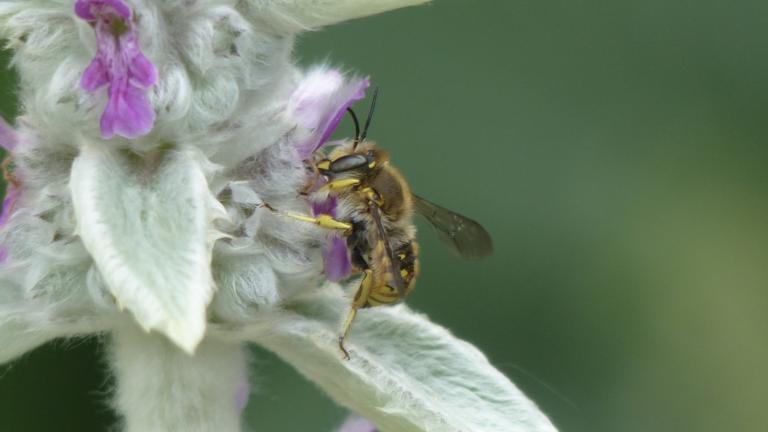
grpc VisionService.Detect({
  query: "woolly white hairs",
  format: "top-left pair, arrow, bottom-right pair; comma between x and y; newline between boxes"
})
0,1 -> 557,431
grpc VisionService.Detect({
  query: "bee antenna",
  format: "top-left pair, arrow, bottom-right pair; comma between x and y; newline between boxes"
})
359,87 -> 379,145
346,107 -> 361,143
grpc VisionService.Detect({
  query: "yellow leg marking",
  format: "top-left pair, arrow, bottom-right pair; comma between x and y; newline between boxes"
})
259,202 -> 352,232
284,211 -> 352,231
361,187 -> 383,206
339,269 -> 373,360
320,178 -> 360,192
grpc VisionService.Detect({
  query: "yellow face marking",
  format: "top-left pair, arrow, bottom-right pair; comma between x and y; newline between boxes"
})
400,269 -> 409,278
368,161 -> 377,169
317,160 -> 331,170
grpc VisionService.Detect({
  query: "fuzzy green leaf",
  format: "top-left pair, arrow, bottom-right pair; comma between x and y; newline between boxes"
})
70,142 -> 224,353
217,290 -> 557,432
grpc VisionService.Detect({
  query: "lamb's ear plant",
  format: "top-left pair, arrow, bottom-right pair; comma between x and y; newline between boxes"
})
0,1 -> 557,431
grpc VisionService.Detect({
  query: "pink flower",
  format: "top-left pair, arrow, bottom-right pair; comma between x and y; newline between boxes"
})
76,0 -> 157,139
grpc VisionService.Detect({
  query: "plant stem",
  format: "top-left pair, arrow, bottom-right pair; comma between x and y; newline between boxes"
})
110,322 -> 248,432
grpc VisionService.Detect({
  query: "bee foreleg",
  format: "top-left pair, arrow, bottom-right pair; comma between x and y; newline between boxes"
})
339,269 -> 373,360
320,178 -> 360,192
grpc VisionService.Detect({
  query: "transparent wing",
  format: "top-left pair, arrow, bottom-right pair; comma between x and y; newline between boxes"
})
412,194 -> 493,260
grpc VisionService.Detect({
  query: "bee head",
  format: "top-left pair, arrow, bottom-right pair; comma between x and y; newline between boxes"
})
320,142 -> 388,175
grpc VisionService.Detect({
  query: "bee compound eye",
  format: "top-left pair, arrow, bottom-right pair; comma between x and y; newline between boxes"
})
329,154 -> 368,173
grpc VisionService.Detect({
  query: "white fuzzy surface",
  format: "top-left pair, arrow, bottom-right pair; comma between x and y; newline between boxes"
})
69,141 -> 228,353
111,320 -> 248,432
213,289 -> 558,432
0,0 -> 332,352
0,2 -> 559,432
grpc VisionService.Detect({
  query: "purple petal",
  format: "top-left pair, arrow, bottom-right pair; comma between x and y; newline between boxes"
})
337,415 -> 379,432
290,69 -> 344,129
323,236 -> 352,282
75,0 -> 132,21
77,0 -> 157,139
312,196 -> 353,281
0,118 -> 18,151
128,52 -> 158,88
0,186 -> 20,227
289,69 -> 370,159
80,57 -> 109,92
100,82 -> 155,139
314,77 -> 369,150
312,195 -> 338,217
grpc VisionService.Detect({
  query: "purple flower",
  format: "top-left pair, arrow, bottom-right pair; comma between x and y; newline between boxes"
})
76,0 -> 157,139
312,197 -> 352,282
289,68 -> 369,160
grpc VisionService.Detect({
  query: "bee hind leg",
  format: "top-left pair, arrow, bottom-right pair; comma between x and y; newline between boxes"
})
339,269 -> 373,360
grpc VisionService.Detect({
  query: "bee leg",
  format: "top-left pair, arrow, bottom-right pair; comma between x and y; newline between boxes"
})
339,269 -> 373,360
258,203 -> 353,233
319,178 -> 360,192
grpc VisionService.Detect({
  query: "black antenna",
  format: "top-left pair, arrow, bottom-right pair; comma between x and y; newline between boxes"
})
346,107 -> 361,143
357,87 -> 379,147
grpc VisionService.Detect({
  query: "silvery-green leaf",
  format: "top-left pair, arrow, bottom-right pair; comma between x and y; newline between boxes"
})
210,253 -> 279,321
70,142 -> 225,353
259,0 -> 430,29
215,290 -> 557,432
0,262 -> 112,364
0,301 -> 108,365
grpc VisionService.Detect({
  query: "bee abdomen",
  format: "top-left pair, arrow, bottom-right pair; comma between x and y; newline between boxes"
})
396,241 -> 419,297
366,240 -> 419,307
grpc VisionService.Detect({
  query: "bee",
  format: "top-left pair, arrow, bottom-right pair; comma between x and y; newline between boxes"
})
306,89 -> 493,358
264,89 -> 493,358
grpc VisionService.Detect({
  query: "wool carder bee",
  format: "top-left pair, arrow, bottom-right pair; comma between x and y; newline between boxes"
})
267,90 -> 492,358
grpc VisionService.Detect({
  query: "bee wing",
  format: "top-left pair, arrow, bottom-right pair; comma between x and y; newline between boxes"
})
412,194 -> 494,260
367,200 -> 407,297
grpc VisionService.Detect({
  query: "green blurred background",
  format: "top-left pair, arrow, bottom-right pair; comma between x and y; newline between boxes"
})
2,1 -> 768,431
